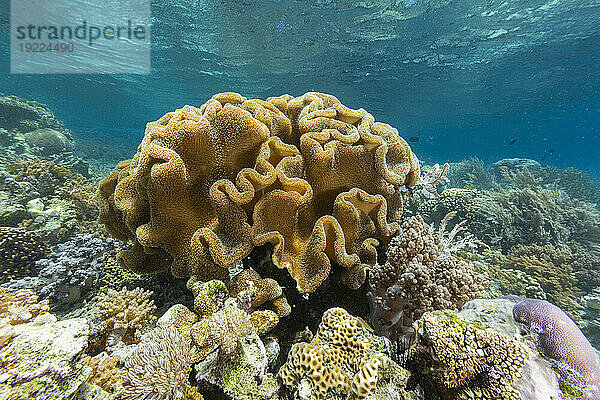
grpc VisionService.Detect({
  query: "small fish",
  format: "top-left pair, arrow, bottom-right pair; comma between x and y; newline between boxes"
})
509,138 -> 518,145
548,149 -> 555,154
409,136 -> 420,143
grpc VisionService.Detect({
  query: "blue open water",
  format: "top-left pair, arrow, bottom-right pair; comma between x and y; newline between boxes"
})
0,0 -> 599,175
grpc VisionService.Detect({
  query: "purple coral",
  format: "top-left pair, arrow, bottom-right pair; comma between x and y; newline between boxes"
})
503,295 -> 600,397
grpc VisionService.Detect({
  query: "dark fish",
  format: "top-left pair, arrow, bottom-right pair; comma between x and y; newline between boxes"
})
509,138 -> 518,145
541,156 -> 546,162
409,136 -> 420,143
548,149 -> 555,153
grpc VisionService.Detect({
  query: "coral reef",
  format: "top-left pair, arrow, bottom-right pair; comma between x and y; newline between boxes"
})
368,214 -> 487,339
469,168 -> 600,250
504,295 -> 600,395
0,287 -> 49,326
0,95 -> 68,134
83,353 -> 121,394
195,332 -> 279,400
410,162 -> 449,199
536,166 -> 600,208
92,287 -> 156,348
279,307 -> 414,400
191,294 -> 256,360
24,128 -> 73,156
0,226 -> 46,283
0,158 -> 97,243
98,92 -> 419,293
503,244 -> 581,316
444,157 -> 498,191
141,284 -> 278,400
2,234 -> 119,305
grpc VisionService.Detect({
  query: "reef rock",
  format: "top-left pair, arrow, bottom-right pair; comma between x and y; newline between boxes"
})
0,317 -> 90,400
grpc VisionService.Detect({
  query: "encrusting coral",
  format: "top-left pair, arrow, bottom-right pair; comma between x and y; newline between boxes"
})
97,92 -> 419,293
279,307 -> 412,400
408,310 -> 528,400
367,214 -> 488,339
187,278 -> 278,359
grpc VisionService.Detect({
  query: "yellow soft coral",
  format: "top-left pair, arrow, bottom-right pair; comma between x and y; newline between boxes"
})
98,92 -> 419,293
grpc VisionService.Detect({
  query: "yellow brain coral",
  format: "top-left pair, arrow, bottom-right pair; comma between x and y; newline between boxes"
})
279,307 -> 403,399
98,92 -> 419,293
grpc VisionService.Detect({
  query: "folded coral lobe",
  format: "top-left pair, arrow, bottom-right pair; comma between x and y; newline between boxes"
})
97,92 -> 420,293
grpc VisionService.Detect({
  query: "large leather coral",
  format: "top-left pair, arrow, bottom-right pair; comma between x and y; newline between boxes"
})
97,92 -> 419,293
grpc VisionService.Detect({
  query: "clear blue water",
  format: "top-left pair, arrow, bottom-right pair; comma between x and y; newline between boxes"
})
1,0 -> 599,175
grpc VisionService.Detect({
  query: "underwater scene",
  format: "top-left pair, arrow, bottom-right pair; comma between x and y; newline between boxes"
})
1,0 -> 600,399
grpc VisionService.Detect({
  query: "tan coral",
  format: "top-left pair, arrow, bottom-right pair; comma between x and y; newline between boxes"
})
0,288 -> 49,326
84,352 -> 121,393
249,310 -> 279,335
279,307 -> 401,399
190,298 -> 254,359
98,92 -> 419,293
186,277 -> 229,317
120,325 -> 199,400
229,268 -> 290,317
94,287 -> 156,346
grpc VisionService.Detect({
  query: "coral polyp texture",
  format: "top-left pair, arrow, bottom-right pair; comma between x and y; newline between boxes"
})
120,325 -> 202,400
97,92 -> 420,293
505,295 -> 600,395
368,214 -> 488,339
409,310 -> 528,400
279,307 -> 411,400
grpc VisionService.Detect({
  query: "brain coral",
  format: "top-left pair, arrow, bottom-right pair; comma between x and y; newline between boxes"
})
97,92 -> 419,293
279,307 -> 409,399
504,296 -> 600,394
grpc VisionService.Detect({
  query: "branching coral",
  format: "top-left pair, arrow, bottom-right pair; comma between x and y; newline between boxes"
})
97,92 -> 419,293
408,310 -> 527,400
367,214 -> 488,339
503,244 -> 581,317
468,168 -> 600,250
279,307 -> 410,400
93,287 -> 156,347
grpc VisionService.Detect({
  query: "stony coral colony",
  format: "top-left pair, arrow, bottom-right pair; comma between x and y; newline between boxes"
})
2,92 -> 600,400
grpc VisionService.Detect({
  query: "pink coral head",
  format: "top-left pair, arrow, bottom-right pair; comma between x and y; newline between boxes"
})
502,295 -> 600,393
